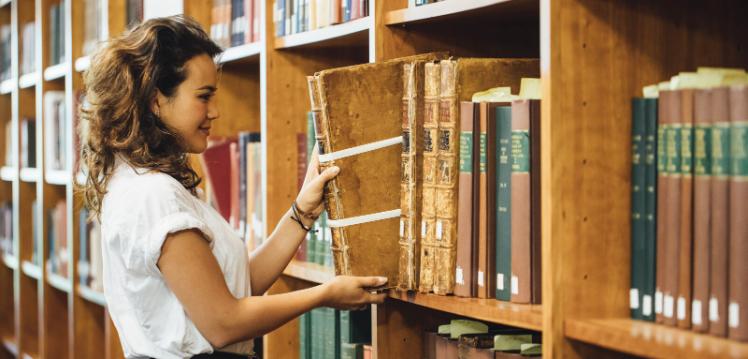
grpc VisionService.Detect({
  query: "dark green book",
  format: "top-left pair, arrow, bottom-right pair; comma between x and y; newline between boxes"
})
630,98 -> 647,320
299,312 -> 310,359
495,106 -> 512,301
310,309 -> 323,359
341,343 -> 363,359
643,98 -> 659,321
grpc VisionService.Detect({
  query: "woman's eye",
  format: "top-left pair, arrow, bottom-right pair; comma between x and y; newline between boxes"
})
199,94 -> 213,101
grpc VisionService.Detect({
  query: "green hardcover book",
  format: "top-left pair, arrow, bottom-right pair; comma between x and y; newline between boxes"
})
643,97 -> 659,321
341,342 -> 363,359
449,319 -> 488,339
339,307 -> 371,349
630,98 -> 647,320
299,312 -> 310,359
334,309 -> 342,359
438,324 -> 451,335
310,309 -> 321,359
495,105 -> 512,301
519,343 -> 542,356
493,334 -> 532,352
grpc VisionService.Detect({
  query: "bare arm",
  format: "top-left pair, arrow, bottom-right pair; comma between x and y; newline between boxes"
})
248,146 -> 334,294
158,228 -> 386,348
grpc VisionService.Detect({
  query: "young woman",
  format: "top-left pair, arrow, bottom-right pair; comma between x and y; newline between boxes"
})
80,15 -> 387,359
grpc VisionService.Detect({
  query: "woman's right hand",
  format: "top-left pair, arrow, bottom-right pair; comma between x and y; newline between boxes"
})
321,276 -> 388,310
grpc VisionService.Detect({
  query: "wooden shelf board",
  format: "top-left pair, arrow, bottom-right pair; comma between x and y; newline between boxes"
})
275,17 -> 370,49
45,169 -> 71,185
0,78 -> 13,95
2,253 -> 17,271
0,166 -> 16,181
47,271 -> 72,293
19,167 -> 39,183
219,42 -> 262,64
43,63 -> 68,81
74,56 -> 91,72
1,336 -> 18,357
282,260 -> 334,284
21,260 -> 41,281
78,284 -> 107,307
385,0 -> 536,26
0,0 -> 10,8
565,318 -> 748,359
388,290 -> 542,331
18,72 -> 39,89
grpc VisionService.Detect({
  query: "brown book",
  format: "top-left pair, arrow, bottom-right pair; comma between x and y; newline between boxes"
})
728,84 -> 748,341
419,61 -> 442,293
307,54 -> 442,284
709,87 -> 730,337
676,88 -> 695,329
435,335 -> 451,359
655,90 -> 669,324
433,58 -> 539,295
691,89 -> 711,332
398,60 -> 429,291
455,101 -> 478,297
662,89 -> 682,326
510,99 -> 542,304
423,331 -> 438,359
477,102 -> 502,298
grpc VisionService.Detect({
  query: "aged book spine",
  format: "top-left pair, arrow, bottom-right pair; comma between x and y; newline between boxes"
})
477,102 -> 499,299
418,62 -> 441,293
631,98 -> 646,320
677,89 -> 694,329
434,60 -> 459,295
398,62 -> 425,291
495,106 -> 512,301
528,100 -> 542,305
691,89 -> 711,332
643,97 -> 658,321
307,75 -> 350,276
728,85 -> 747,341
455,101 -> 477,297
709,87 -> 729,337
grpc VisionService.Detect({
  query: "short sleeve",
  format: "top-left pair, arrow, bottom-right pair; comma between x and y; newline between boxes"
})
106,173 -> 214,277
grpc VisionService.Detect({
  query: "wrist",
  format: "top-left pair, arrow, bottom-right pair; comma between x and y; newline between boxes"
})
312,283 -> 330,308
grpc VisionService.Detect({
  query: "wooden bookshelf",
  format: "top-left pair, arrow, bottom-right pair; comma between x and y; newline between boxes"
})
274,16 -> 370,49
2,0 -> 747,359
566,318 -> 748,359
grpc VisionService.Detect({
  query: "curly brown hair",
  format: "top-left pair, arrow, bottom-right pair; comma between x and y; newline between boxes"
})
79,15 -> 222,217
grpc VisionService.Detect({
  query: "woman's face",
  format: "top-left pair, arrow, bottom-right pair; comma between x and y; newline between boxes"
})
155,53 -> 219,153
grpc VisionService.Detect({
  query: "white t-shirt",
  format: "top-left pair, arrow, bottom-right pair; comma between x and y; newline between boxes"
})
101,159 -> 253,359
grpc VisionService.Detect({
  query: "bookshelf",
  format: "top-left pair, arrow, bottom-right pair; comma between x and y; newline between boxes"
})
0,0 -> 745,358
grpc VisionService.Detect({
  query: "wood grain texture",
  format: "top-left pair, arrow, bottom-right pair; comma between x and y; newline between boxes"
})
566,318 -> 748,359
543,0 -> 748,357
105,310 -> 124,359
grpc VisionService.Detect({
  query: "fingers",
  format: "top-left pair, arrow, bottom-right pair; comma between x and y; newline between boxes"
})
367,292 -> 387,305
309,166 -> 339,190
357,276 -> 388,288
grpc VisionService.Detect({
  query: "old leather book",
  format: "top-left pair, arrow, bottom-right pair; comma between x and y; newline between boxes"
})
676,86 -> 695,329
431,58 -> 539,295
477,102 -> 502,299
728,84 -> 748,341
308,54 -> 443,284
691,88 -> 711,332
662,88 -> 683,327
709,87 -> 730,337
510,99 -> 541,304
455,101 -> 478,297
655,88 -> 669,324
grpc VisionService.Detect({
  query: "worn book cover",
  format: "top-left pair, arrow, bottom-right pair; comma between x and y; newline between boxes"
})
308,53 -> 443,284
728,84 -> 748,341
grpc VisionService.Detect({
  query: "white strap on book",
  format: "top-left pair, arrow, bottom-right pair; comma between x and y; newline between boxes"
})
318,136 -> 403,163
327,209 -> 401,228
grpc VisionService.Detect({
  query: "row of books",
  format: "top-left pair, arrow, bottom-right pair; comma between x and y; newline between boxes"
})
298,306 -> 371,359
210,0 -> 261,49
425,319 -> 541,358
126,0 -> 144,29
44,91 -> 67,172
629,67 -> 748,342
20,118 -> 35,168
4,121 -> 12,167
0,202 -> 11,258
46,199 -> 68,278
20,21 -> 35,75
0,24 -> 10,82
82,0 -> 108,57
409,0 -> 445,7
78,208 -> 103,292
200,132 -> 263,247
304,54 -> 540,298
49,1 -> 66,66
273,0 -> 368,37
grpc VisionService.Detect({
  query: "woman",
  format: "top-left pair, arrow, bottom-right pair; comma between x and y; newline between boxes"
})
80,15 -> 387,359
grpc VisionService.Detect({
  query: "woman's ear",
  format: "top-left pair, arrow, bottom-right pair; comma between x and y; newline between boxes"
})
150,90 -> 164,118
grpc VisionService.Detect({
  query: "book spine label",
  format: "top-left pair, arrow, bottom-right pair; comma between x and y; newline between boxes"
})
728,86 -> 747,340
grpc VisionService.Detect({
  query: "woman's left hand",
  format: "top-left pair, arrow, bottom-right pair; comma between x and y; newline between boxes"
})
295,144 -> 338,221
